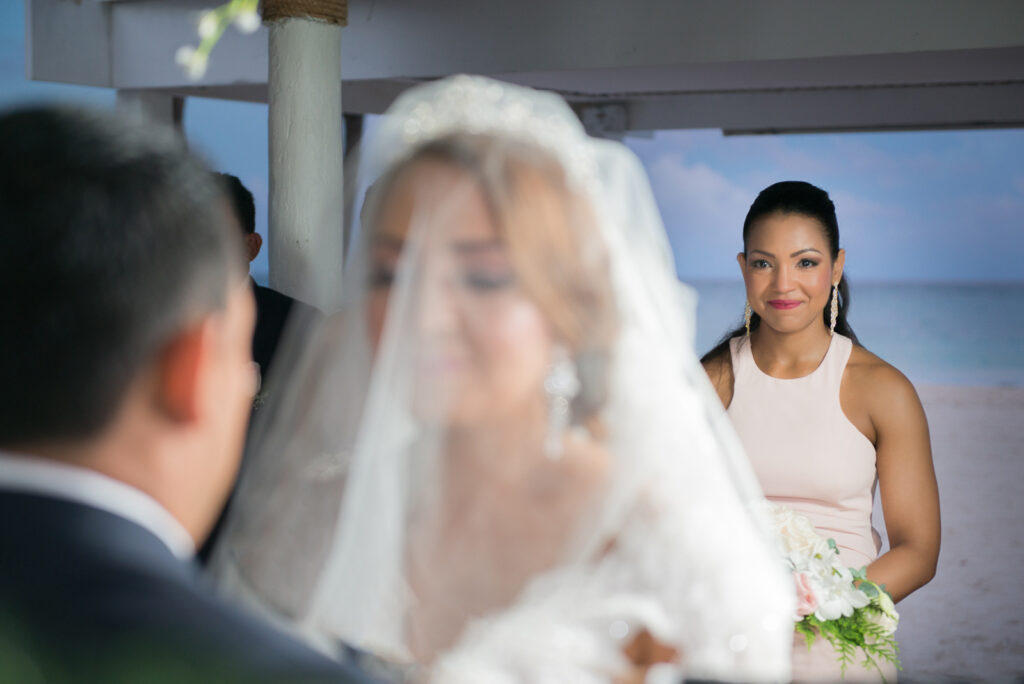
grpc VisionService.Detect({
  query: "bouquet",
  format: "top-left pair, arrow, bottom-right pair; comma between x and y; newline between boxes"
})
762,502 -> 901,677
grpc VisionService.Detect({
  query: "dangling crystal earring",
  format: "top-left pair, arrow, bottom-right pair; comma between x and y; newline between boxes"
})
544,345 -> 581,461
829,283 -> 839,336
744,301 -> 752,338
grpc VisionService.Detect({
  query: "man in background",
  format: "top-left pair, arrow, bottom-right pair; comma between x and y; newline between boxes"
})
0,105 -> 370,683
216,173 -> 317,383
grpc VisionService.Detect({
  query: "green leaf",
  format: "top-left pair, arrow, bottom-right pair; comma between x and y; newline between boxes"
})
790,603 -> 902,677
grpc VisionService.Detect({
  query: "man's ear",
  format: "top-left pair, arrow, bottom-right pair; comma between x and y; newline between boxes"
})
157,319 -> 216,424
244,233 -> 262,263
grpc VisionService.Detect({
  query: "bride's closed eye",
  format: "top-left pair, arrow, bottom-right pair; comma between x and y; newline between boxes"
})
369,263 -> 397,289
462,270 -> 515,292
370,235 -> 404,289
454,244 -> 516,293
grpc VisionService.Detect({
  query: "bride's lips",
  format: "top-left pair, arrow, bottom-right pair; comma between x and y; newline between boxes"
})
767,299 -> 801,310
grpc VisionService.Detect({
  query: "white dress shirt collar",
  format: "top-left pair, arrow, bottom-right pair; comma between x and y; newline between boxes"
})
0,451 -> 195,560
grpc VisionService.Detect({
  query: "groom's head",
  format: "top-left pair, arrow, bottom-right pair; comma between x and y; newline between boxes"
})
0,105 -> 256,542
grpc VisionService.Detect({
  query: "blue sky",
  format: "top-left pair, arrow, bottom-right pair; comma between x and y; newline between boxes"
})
627,129 -> 1024,282
5,1 -> 1023,283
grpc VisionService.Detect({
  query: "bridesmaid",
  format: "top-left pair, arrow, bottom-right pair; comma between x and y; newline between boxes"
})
702,181 -> 940,682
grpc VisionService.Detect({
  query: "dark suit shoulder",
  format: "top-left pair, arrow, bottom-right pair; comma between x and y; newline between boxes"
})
253,282 -> 297,316
0,491 -> 372,684
251,283 -> 322,377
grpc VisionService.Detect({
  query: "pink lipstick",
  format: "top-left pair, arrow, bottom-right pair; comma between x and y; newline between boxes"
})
768,299 -> 801,310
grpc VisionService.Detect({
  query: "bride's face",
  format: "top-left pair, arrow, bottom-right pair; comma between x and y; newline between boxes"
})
368,160 -> 555,427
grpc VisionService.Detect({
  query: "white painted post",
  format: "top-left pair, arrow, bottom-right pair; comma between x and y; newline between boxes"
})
265,5 -> 345,312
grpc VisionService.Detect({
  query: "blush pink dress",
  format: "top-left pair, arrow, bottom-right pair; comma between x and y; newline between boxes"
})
728,333 -> 898,682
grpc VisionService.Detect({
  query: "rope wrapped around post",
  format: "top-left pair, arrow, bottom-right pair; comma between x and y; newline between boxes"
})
262,0 -> 348,26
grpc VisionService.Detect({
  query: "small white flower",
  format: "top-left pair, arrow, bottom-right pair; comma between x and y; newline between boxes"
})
867,590 -> 899,636
198,11 -> 218,39
175,45 -> 197,67
877,589 -> 897,616
866,607 -> 898,636
765,502 -> 834,560
187,53 -> 209,79
809,566 -> 869,622
175,46 -> 208,80
234,10 -> 261,34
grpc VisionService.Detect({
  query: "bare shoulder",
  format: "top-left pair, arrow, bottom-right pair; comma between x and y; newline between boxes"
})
845,344 -> 923,415
701,349 -> 734,409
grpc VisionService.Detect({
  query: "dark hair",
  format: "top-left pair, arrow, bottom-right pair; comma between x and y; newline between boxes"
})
0,105 -> 244,446
701,180 -> 858,364
217,172 -> 256,234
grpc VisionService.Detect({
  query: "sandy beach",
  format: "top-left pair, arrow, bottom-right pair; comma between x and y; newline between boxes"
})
873,384 -> 1024,683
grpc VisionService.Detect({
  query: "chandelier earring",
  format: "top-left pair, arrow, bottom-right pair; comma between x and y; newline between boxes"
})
544,345 -> 581,461
829,283 -> 839,336
744,301 -> 752,338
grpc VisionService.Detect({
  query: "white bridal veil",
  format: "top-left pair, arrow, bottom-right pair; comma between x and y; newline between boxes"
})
213,75 -> 794,682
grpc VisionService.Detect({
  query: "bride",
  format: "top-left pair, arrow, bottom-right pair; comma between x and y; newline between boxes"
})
212,75 -> 794,682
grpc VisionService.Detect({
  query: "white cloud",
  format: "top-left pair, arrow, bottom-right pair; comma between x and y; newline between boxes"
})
644,153 -> 753,279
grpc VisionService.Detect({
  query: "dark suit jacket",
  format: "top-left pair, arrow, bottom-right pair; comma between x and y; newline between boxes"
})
0,490 -> 372,684
252,281 -> 318,380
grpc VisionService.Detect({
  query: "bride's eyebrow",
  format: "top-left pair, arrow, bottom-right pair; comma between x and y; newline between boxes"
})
451,239 -> 504,255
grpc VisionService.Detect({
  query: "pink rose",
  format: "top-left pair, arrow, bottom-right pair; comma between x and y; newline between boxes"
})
794,572 -> 818,618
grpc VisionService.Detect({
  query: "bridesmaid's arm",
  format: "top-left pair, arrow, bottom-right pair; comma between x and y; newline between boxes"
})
864,366 -> 940,602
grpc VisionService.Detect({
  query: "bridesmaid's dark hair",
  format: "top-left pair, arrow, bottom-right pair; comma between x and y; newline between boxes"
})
701,180 -> 859,364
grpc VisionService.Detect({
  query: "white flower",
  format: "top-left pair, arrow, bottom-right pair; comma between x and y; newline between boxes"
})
809,562 -> 870,621
866,590 -> 899,636
187,55 -> 208,79
198,11 -> 218,39
876,588 -> 898,619
866,608 -> 898,636
175,45 -> 208,80
233,10 -> 261,34
175,45 -> 197,67
764,502 -> 835,562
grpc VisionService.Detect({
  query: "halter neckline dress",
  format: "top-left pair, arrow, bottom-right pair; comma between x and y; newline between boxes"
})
728,333 -> 897,682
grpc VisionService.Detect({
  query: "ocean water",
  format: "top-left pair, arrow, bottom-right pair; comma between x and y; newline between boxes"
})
690,281 -> 1024,388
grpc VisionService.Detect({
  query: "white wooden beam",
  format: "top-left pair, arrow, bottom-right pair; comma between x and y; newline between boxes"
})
25,0 -> 1024,134
27,0 -> 113,87
626,83 -> 1024,134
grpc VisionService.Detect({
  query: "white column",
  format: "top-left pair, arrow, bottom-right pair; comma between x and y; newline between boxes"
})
267,19 -> 344,312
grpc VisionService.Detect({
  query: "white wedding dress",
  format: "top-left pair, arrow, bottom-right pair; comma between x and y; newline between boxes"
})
212,75 -> 794,683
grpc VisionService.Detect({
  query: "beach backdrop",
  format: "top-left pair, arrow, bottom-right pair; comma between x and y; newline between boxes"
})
692,280 -> 1024,389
